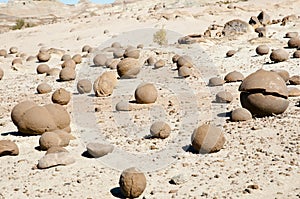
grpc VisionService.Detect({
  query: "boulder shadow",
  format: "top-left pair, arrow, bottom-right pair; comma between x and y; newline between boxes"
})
1,131 -> 32,137
81,151 -> 94,158
110,187 -> 125,199
217,112 -> 231,118
182,145 -> 198,154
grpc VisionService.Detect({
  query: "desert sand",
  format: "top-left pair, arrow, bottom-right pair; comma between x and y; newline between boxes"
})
0,0 -> 299,198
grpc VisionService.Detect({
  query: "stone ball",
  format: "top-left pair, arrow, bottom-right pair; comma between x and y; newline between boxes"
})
176,55 -> 193,69
43,104 -> 71,133
93,54 -> 107,66
226,50 -> 236,57
239,69 -> 289,117
150,121 -> 171,139
77,79 -> 92,94
9,46 -> 18,54
230,108 -> 252,122
288,87 -> 300,97
37,51 -> 51,62
52,88 -> 71,105
208,77 -> 225,86
270,49 -> 289,62
293,50 -> 300,58
113,48 -> 124,58
154,59 -> 165,69
0,140 -> 19,156
172,54 -> 180,63
59,67 -> 76,81
146,56 -> 155,66
119,167 -> 147,198
93,71 -> 117,97
256,45 -> 269,55
134,83 -> 158,104
215,91 -> 233,103
224,71 -> 244,82
72,54 -> 82,64
46,68 -> 60,77
117,58 -> 141,79
191,124 -> 226,153
178,66 -> 192,78
39,132 -> 64,150
124,47 -> 140,59
0,49 -> 7,57
115,101 -> 133,111
285,32 -> 298,38
82,45 -> 91,52
287,37 -> 300,48
61,54 -> 71,61
289,75 -> 300,85
36,64 -> 50,74
61,59 -> 76,69
36,83 -> 52,94
12,58 -> 22,65
111,42 -> 121,48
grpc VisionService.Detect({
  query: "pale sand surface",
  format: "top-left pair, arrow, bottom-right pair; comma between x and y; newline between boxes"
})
0,0 -> 299,198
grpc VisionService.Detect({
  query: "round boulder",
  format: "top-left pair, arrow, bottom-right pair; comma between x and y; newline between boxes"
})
215,91 -> 233,103
119,167 -> 147,198
59,67 -> 76,81
52,88 -> 71,105
117,58 -> 141,79
37,51 -> 51,62
93,71 -> 118,97
134,83 -> 158,104
191,124 -> 226,153
77,79 -> 92,94
256,45 -> 269,55
36,83 -> 52,94
230,108 -> 252,121
270,49 -> 289,62
150,121 -> 171,139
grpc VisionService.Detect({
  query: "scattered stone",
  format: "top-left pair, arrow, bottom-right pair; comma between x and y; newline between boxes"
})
257,11 -> 270,25
117,58 -> 141,79
46,68 -> 60,77
270,49 -> 289,62
12,58 -> 22,66
208,77 -> 225,86
77,79 -> 92,94
93,54 -> 107,66
224,71 -> 244,82
82,45 -> 92,52
169,173 -> 189,185
226,50 -> 236,57
61,54 -> 71,61
37,64 -> 50,74
39,131 -> 70,150
293,50 -> 300,58
37,151 -> 75,169
154,59 -> 165,69
86,143 -> 114,158
256,45 -> 269,55
72,54 -> 82,64
124,47 -> 140,59
52,88 -> 71,105
150,121 -> 171,139
285,32 -> 298,38
247,184 -> 259,189
134,83 -> 158,104
93,71 -> 117,97
289,75 -> 300,85
37,83 -> 52,94
288,87 -> 300,97
239,69 -> 289,117
215,91 -> 233,103
176,55 -> 193,69
116,101 -> 133,111
191,124 -> 226,153
0,49 -> 7,57
288,37 -> 300,48
146,56 -> 155,66
59,67 -> 76,81
0,140 -> 19,156
119,167 -> 146,198
61,59 -> 76,69
37,51 -> 51,62
255,27 -> 266,37
9,47 -> 18,54
178,66 -> 192,78
231,108 -> 252,122
249,16 -> 260,28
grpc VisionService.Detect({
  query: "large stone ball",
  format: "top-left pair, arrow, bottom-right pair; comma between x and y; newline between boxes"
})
117,58 -> 141,79
239,69 -> 289,117
119,167 -> 147,198
134,83 -> 158,104
270,49 -> 289,62
191,124 -> 226,153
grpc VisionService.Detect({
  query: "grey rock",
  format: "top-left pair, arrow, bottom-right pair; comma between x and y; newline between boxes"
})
86,143 -> 114,158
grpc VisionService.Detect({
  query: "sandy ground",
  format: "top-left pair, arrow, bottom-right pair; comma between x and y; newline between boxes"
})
0,0 -> 299,198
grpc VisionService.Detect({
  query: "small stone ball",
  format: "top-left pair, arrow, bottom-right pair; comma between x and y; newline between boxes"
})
52,88 -> 71,105
287,37 -> 300,48
215,91 -> 233,103
230,108 -> 252,121
37,51 -> 51,62
256,45 -> 269,55
59,67 -> 76,81
226,50 -> 236,57
224,71 -> 244,82
154,59 -> 165,69
36,83 -> 52,94
93,54 -> 107,66
9,47 -> 18,54
61,54 -> 71,61
77,79 -> 92,94
61,59 -> 76,69
191,124 -> 226,153
134,83 -> 158,104
293,50 -> 300,58
208,77 -> 225,86
72,54 -> 82,64
36,64 -> 50,74
270,49 -> 289,62
150,121 -> 171,139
